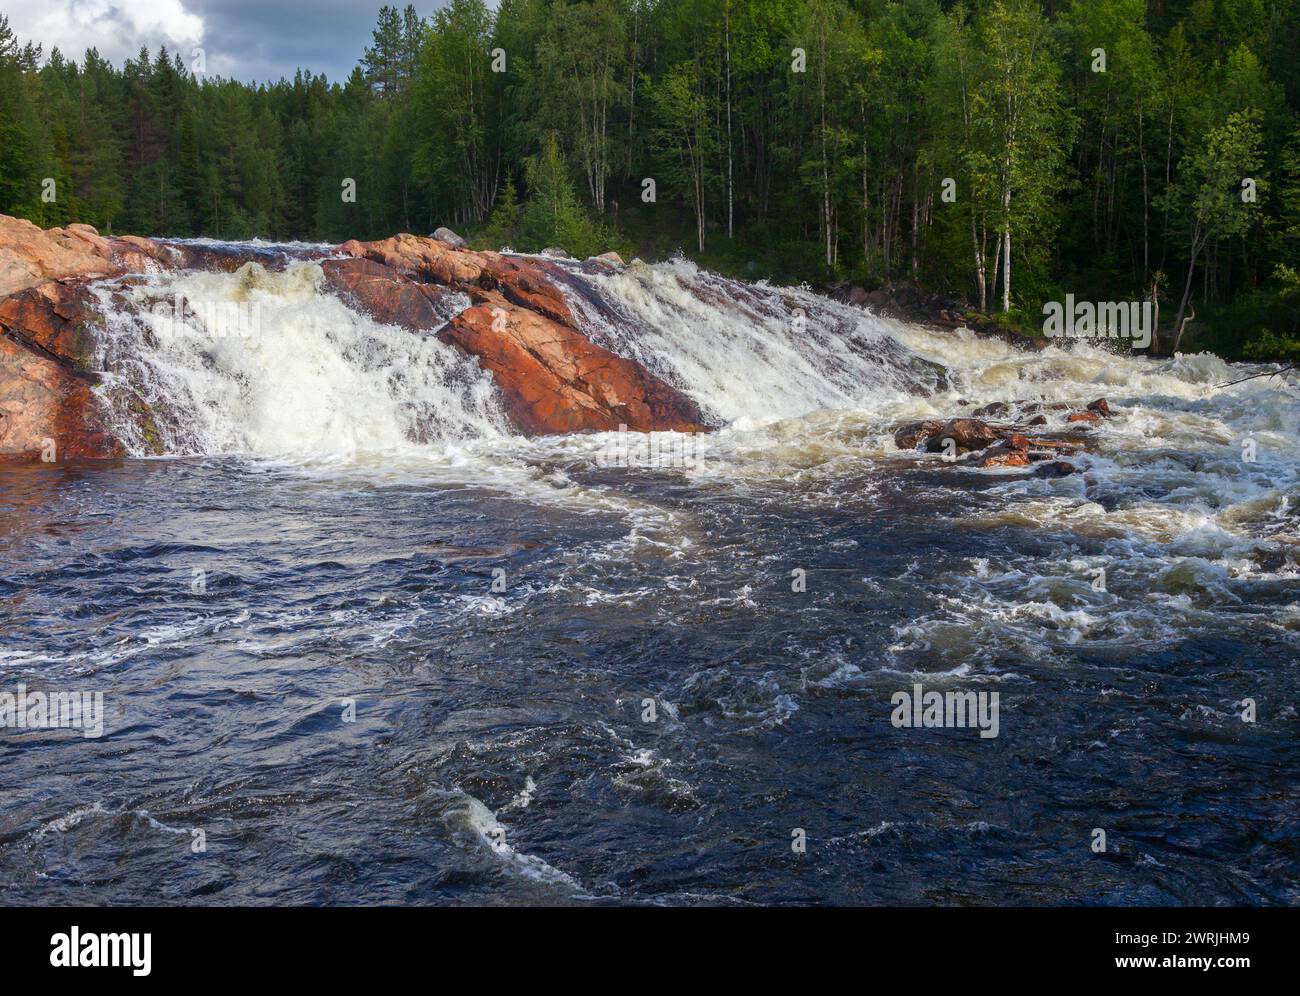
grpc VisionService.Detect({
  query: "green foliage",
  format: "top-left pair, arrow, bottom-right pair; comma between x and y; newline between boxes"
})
0,2 -> 1298,358
518,133 -> 625,257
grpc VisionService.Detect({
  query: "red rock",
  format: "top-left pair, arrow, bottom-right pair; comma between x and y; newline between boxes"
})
442,291 -> 705,435
320,257 -> 450,330
1087,398 -> 1112,417
0,281 -> 122,462
1066,410 -> 1101,423
0,216 -> 119,298
0,280 -> 98,364
975,447 -> 1030,468
926,417 -> 1002,453
338,233 -> 487,286
894,419 -> 943,450
969,432 -> 1030,468
337,234 -> 577,326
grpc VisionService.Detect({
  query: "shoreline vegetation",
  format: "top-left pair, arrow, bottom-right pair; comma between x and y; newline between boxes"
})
1,2 -> 1298,359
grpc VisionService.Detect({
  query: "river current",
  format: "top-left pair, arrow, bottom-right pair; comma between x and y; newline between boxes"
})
1,250 -> 1296,905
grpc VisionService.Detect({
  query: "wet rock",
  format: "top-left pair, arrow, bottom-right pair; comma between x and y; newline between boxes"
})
1087,397 -> 1112,417
971,401 -> 1010,418
334,232 -> 707,435
0,279 -> 124,461
1032,460 -> 1077,479
478,254 -> 576,326
925,417 -> 1002,453
894,419 -> 943,450
107,235 -> 177,273
443,290 -> 706,436
1066,410 -> 1102,423
432,226 -> 468,249
967,432 -> 1030,468
590,251 -> 625,267
320,257 -> 450,330
336,233 -> 575,326
972,447 -> 1030,468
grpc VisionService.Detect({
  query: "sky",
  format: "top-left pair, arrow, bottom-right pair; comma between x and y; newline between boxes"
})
3,0 -> 419,84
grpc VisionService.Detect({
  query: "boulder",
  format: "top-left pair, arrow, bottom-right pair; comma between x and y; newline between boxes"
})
973,447 -> 1030,468
442,291 -> 706,436
894,419 -> 943,450
590,251 -> 625,267
1086,397 -> 1112,417
331,233 -> 706,437
337,233 -> 486,285
925,417 -> 1002,453
1032,460 -> 1077,479
968,432 -> 1030,468
334,233 -> 575,325
540,246 -> 572,259
432,226 -> 468,249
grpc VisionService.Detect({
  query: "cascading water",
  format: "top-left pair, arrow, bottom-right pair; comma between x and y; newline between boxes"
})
548,256 -> 949,426
5,242 -> 1299,906
88,259 -> 508,461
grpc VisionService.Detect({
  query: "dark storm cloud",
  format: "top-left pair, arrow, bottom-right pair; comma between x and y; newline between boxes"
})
196,0 -> 384,83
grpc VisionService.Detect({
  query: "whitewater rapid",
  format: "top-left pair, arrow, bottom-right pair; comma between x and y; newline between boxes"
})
7,247 -> 1299,905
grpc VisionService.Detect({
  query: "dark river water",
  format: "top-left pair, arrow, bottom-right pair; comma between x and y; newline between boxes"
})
2,251 -> 1298,905
2,449 -> 1296,906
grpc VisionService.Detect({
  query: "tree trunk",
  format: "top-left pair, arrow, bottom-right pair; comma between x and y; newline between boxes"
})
725,3 -> 733,240
1170,240 -> 1201,354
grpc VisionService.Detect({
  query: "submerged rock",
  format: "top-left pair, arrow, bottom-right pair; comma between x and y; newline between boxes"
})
893,400 -> 1108,477
1032,460 -> 1077,478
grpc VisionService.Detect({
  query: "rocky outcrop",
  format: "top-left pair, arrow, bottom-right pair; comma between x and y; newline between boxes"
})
334,233 -> 706,436
892,398 -> 1115,477
444,291 -> 705,435
1,218 -> 712,460
320,257 -> 451,331
0,278 -> 123,461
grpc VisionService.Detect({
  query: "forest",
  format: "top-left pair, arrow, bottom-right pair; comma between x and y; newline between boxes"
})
1,0 -> 1298,358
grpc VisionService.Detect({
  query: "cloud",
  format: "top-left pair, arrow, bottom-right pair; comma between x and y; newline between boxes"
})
5,0 -> 390,84
6,0 -> 205,65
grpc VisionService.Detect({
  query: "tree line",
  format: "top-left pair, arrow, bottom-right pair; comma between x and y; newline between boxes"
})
1,1 -> 1298,357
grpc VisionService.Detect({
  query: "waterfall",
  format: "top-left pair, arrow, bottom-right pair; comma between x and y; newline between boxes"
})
549,256 -> 950,427
88,259 -> 509,460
